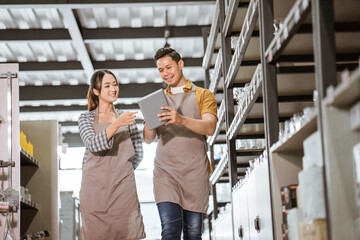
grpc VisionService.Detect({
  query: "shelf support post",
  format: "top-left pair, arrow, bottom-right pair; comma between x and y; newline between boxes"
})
219,0 -> 236,239
311,0 -> 339,239
259,0 -> 278,239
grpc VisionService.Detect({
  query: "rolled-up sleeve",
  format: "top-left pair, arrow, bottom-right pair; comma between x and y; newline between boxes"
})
78,112 -> 114,153
128,123 -> 143,169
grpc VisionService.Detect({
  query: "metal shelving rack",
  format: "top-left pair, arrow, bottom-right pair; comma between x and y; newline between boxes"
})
203,0 -> 360,239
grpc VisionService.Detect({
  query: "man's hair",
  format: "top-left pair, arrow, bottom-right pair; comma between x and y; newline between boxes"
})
154,47 -> 182,63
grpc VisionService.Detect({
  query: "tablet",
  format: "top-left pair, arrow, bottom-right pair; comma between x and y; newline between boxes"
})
138,89 -> 169,130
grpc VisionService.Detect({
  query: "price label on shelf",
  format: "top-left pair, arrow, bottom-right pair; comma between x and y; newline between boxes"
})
302,0 -> 309,10
268,51 -> 273,62
276,38 -> 281,50
295,9 -> 300,22
284,26 -> 289,39
0,202 -> 9,210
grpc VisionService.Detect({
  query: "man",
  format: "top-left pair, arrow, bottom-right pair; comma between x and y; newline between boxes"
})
143,47 -> 217,240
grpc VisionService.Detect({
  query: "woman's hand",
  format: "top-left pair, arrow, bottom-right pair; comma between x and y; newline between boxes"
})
158,106 -> 185,126
116,111 -> 137,126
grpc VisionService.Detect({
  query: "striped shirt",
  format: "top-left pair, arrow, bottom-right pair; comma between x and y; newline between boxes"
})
78,108 -> 143,169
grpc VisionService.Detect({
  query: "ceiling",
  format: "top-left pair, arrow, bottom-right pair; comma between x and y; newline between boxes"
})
0,0 -> 216,147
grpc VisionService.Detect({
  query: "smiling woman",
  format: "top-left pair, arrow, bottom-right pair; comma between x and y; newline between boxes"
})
77,69 -> 146,240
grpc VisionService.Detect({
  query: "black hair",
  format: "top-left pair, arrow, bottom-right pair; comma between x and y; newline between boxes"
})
154,47 -> 182,63
87,70 -> 118,111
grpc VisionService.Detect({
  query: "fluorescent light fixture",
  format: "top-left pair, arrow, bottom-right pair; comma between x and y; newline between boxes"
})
17,56 -> 27,62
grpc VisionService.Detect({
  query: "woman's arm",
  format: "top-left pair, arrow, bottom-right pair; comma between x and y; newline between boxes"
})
78,111 -> 137,153
128,123 -> 143,169
78,112 -> 114,152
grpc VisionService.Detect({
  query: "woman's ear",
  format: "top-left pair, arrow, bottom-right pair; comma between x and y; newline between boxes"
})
93,89 -> 100,96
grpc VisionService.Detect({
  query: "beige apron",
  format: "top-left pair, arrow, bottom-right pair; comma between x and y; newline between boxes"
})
80,108 -> 145,240
154,85 -> 210,213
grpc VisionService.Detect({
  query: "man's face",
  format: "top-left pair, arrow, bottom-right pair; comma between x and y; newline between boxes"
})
156,56 -> 184,87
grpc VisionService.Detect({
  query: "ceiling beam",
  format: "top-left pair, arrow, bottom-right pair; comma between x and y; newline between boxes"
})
19,81 -> 204,101
0,29 -> 71,41
0,26 -> 210,41
18,58 -> 203,71
19,61 -> 83,71
83,26 -> 210,40
59,8 -> 94,80
20,103 -> 139,112
0,1 -> 215,9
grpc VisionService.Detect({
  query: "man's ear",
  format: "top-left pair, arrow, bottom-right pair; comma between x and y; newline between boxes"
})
93,89 -> 100,96
178,60 -> 184,70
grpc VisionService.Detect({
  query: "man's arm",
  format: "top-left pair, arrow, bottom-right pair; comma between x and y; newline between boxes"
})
158,106 -> 217,136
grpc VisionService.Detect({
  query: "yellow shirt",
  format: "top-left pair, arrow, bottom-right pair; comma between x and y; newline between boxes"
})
165,80 -> 218,119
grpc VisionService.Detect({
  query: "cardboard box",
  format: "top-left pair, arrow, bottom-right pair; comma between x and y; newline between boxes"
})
303,131 -> 323,169
298,167 -> 326,221
298,220 -> 327,240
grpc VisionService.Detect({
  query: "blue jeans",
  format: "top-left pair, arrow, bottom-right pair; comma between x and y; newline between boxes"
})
157,202 -> 203,240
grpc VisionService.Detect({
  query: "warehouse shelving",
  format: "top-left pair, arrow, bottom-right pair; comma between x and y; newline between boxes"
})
20,148 -> 39,167
319,64 -> 360,239
0,64 -> 59,239
325,66 -> 360,108
271,113 -> 317,153
203,0 -> 360,239
0,64 -> 21,239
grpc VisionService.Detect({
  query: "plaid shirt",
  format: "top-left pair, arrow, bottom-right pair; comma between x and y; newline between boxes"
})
78,108 -> 143,169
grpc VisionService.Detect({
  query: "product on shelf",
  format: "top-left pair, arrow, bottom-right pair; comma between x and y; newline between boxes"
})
20,131 -> 34,157
350,101 -> 360,131
281,185 -> 298,240
298,219 -> 327,240
353,142 -> 360,215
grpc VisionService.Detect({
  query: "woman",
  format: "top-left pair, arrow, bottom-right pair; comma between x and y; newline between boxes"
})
78,70 -> 146,240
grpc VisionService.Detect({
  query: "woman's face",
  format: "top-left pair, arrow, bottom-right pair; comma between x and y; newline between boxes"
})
94,73 -> 119,103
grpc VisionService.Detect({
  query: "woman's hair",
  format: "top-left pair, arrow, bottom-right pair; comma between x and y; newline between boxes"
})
87,69 -> 118,111
154,47 -> 182,63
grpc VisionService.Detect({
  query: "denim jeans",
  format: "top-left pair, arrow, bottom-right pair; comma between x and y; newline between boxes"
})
157,202 -> 203,240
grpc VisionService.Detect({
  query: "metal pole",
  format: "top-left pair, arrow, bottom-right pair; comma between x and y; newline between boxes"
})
259,0 -> 278,239
311,0 -> 337,239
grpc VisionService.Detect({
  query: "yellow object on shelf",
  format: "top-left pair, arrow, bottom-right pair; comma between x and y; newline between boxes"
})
20,130 -> 35,158
28,142 -> 33,157
20,131 -> 26,150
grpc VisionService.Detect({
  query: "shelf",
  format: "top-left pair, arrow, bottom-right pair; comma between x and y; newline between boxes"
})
206,201 -> 230,215
326,65 -> 360,108
208,99 -> 226,146
210,152 -> 228,185
225,0 -> 259,88
209,49 -> 223,94
202,0 -> 220,70
228,65 -> 262,140
265,0 -> 311,63
271,113 -> 317,153
236,149 -> 264,157
223,0 -> 250,36
20,197 -> 39,210
20,148 -> 39,167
